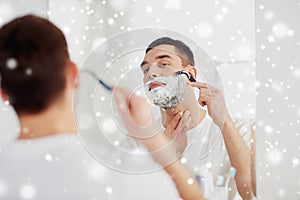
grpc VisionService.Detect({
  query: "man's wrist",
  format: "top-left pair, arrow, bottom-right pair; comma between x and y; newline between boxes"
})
220,112 -> 233,132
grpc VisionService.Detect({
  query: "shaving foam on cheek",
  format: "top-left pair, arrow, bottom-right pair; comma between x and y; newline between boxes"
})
144,75 -> 187,109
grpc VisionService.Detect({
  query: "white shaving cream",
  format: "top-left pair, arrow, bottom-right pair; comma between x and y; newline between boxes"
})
144,75 -> 187,108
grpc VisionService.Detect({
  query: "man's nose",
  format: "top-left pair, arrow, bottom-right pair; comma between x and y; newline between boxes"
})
148,64 -> 159,79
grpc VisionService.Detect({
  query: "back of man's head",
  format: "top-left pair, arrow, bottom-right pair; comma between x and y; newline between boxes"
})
146,37 -> 195,66
0,15 -> 69,115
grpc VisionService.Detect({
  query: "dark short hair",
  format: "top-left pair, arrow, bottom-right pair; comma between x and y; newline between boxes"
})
0,15 -> 69,114
146,37 -> 195,66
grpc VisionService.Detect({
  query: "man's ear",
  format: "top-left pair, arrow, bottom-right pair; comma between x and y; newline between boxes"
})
67,60 -> 79,88
186,65 -> 197,80
0,88 -> 9,102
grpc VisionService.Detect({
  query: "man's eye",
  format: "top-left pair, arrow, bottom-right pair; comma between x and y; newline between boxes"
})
159,63 -> 168,68
143,68 -> 149,73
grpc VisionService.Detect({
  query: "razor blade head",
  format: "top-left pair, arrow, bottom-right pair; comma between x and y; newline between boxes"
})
175,70 -> 196,82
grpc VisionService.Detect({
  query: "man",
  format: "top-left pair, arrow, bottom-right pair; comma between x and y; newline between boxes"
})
0,15 -> 202,200
138,37 -> 256,199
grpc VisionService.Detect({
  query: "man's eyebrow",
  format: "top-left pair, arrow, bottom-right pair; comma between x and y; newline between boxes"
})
140,61 -> 148,68
140,54 -> 173,67
156,54 -> 172,60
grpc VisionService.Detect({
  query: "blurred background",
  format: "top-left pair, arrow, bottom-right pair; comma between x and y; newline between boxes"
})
256,0 -> 300,199
0,0 -> 299,199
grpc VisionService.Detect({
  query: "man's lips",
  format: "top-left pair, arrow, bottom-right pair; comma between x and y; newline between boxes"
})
149,82 -> 166,91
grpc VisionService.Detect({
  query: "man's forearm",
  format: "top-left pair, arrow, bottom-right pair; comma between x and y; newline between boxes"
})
143,133 -> 205,200
165,160 -> 205,200
221,114 -> 253,200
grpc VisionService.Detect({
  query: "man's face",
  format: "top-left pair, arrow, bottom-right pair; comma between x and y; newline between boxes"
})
141,44 -> 186,86
141,44 -> 196,109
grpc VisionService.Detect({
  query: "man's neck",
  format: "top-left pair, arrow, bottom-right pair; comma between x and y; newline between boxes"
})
17,98 -> 76,140
161,87 -> 206,130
